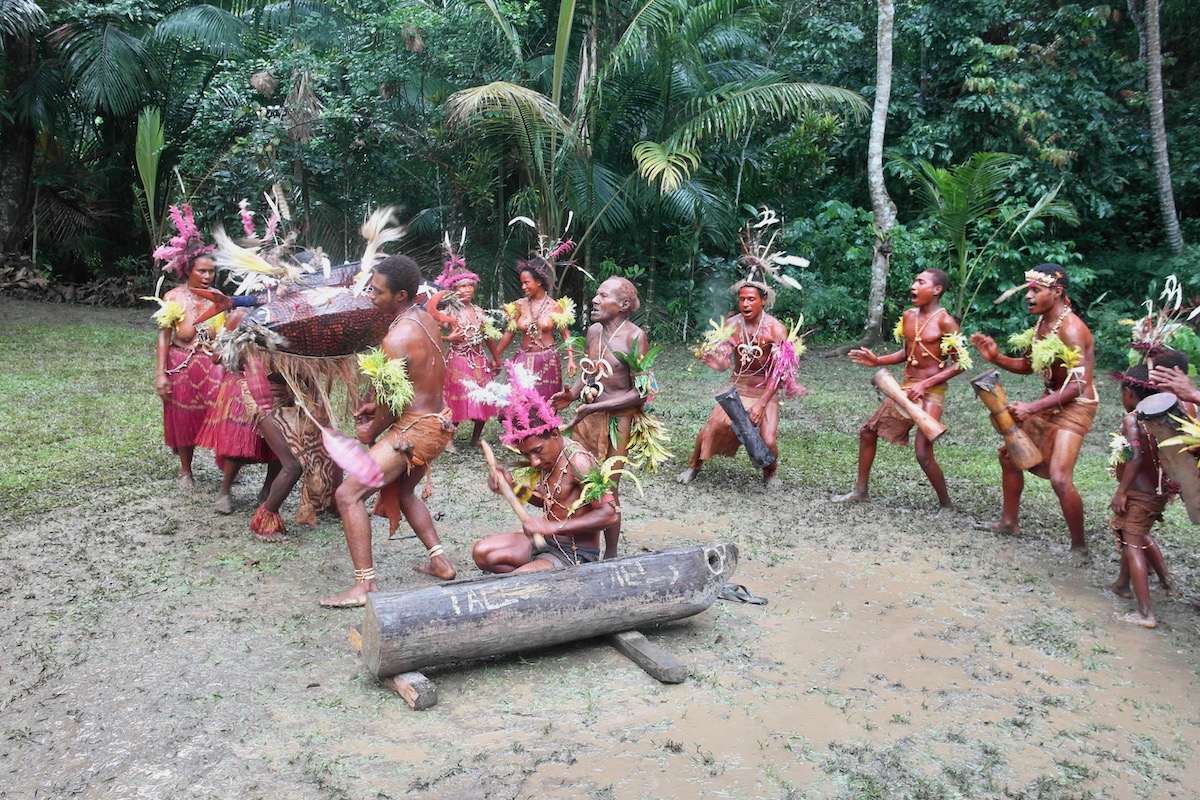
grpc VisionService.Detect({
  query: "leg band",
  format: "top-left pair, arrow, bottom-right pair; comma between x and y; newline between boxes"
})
353,566 -> 376,582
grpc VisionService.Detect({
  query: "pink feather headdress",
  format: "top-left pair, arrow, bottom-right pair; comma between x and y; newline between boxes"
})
153,204 -> 214,279
434,232 -> 479,288
497,361 -> 563,446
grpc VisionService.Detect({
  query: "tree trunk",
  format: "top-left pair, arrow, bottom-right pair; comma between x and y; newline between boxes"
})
861,0 -> 897,345
1144,0 -> 1184,253
0,32 -> 38,252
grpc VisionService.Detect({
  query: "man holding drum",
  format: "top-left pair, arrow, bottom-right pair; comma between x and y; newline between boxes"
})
835,269 -> 966,508
970,264 -> 1098,557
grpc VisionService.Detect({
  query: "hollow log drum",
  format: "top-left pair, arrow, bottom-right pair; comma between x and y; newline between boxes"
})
361,542 -> 739,678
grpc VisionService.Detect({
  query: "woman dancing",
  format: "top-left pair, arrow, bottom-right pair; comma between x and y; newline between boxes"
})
426,244 -> 503,447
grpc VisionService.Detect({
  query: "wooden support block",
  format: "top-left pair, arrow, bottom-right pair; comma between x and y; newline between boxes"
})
348,625 -> 363,654
385,672 -> 438,710
607,630 -> 689,684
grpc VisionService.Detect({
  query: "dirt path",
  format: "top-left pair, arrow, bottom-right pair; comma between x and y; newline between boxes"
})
3,299 -> 1200,799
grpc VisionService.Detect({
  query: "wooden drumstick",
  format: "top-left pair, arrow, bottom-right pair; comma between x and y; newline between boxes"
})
480,441 -> 547,551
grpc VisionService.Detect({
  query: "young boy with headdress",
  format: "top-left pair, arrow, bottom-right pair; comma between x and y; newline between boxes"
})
472,368 -> 620,572
835,269 -> 967,508
970,264 -> 1098,556
1108,364 -> 1184,628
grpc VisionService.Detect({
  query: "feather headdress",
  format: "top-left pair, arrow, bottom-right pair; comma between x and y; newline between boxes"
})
434,229 -> 480,288
353,206 -> 405,293
491,360 -> 564,446
731,206 -> 807,308
153,204 -> 214,279
509,213 -> 590,292
1127,273 -> 1200,363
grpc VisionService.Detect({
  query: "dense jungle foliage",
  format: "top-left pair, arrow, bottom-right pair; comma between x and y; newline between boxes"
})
0,0 -> 1197,360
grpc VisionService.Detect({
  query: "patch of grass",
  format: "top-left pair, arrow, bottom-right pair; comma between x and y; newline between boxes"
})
0,313 -> 172,521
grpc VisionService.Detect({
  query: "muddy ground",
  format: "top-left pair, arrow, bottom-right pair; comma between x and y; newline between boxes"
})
3,298 -> 1200,799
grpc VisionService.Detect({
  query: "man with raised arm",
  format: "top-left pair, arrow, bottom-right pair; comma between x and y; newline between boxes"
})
970,264 -> 1098,557
320,255 -> 457,608
835,269 -> 967,508
676,280 -> 800,488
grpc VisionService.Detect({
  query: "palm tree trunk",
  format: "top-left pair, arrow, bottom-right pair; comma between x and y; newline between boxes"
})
862,0 -> 897,345
0,31 -> 37,251
1144,0 -> 1184,254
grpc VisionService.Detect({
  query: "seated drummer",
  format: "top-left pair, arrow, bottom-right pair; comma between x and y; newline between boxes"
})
473,373 -> 619,572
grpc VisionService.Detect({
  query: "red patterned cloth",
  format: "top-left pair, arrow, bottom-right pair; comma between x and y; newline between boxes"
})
514,347 -> 562,402
445,349 -> 498,424
162,345 -> 222,451
196,355 -> 275,464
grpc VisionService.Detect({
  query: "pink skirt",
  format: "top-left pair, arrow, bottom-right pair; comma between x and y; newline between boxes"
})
445,349 -> 498,424
163,345 -> 222,451
515,347 -> 562,402
196,356 -> 275,463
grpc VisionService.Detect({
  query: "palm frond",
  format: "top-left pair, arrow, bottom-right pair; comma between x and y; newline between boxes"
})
135,107 -> 165,236
150,5 -> 248,58
0,0 -> 46,41
668,79 -> 868,150
604,0 -> 687,79
632,140 -> 701,194
446,81 -> 573,136
51,20 -> 159,118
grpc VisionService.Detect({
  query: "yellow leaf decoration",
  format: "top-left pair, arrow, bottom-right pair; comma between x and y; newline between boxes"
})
694,318 -> 736,358
627,412 -> 673,472
550,297 -> 577,329
503,301 -> 519,332
358,347 -> 415,414
940,331 -> 973,370
893,315 -> 906,344
142,296 -> 185,329
1008,327 -> 1036,354
1159,414 -> 1200,454
1107,432 -> 1131,477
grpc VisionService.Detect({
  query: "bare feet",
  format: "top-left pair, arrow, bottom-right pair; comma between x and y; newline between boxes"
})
1113,611 -> 1157,629
469,439 -> 482,448
319,582 -> 375,608
1110,582 -> 1133,599
832,490 -> 869,503
253,530 -> 286,544
675,467 -> 698,485
764,474 -> 781,489
178,474 -> 195,490
215,493 -> 233,515
1164,586 -> 1181,598
988,521 -> 1020,536
415,554 -> 456,580
444,440 -> 458,454
1067,548 -> 1090,568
